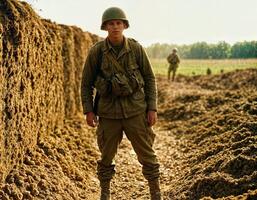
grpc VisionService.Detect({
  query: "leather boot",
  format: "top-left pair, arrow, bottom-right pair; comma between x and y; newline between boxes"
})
148,178 -> 162,200
100,180 -> 111,200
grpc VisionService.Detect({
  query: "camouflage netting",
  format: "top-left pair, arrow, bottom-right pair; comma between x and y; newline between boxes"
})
0,0 -> 99,185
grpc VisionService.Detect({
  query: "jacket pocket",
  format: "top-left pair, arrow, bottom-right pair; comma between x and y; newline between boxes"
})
97,96 -> 113,115
127,63 -> 145,90
132,88 -> 145,101
95,75 -> 111,97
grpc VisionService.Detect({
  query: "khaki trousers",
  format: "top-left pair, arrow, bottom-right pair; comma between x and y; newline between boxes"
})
96,113 -> 160,181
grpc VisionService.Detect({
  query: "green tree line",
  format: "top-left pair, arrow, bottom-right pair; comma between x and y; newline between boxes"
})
145,41 -> 257,59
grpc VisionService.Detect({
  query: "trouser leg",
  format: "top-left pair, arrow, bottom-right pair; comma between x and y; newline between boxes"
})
122,113 -> 160,181
172,70 -> 175,81
97,118 -> 123,200
172,67 -> 178,81
96,117 -> 123,181
123,114 -> 161,199
168,68 -> 171,80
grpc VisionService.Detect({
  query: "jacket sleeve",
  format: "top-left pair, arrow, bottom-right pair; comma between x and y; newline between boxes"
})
81,46 -> 99,114
136,44 -> 157,111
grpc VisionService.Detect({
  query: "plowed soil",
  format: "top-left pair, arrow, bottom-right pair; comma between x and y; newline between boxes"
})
1,69 -> 257,200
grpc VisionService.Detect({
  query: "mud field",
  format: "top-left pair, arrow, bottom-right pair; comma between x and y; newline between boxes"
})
1,69 -> 257,200
1,0 -> 257,200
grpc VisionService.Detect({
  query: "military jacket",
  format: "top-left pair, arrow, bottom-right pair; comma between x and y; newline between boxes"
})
81,37 -> 157,119
167,53 -> 180,65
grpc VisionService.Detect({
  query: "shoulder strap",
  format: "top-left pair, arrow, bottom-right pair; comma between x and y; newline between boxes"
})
95,43 -> 103,76
127,38 -> 144,75
105,53 -> 126,74
95,41 -> 125,75
128,38 -> 140,64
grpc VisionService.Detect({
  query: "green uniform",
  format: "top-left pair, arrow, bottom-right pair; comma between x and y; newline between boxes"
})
81,37 -> 160,181
167,52 -> 180,81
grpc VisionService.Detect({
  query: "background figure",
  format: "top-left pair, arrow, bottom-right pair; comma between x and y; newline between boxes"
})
167,48 -> 180,81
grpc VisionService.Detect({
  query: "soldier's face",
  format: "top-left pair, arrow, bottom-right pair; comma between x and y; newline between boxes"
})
105,20 -> 126,38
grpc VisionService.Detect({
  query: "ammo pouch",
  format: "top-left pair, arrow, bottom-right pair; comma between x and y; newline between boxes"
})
110,73 -> 133,96
95,73 -> 134,97
96,52 -> 144,97
95,75 -> 111,97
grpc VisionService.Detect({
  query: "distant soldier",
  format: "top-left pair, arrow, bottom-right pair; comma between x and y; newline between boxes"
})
167,48 -> 180,81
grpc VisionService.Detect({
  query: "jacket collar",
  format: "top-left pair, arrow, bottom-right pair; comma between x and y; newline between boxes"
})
102,36 -> 131,56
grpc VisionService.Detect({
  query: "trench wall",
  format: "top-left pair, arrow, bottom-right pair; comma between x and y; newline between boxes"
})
0,0 -> 99,182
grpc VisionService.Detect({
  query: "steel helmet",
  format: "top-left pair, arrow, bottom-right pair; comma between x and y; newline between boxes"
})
172,48 -> 178,52
101,7 -> 129,30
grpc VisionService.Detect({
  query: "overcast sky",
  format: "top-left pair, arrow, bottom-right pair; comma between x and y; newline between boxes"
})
24,0 -> 257,46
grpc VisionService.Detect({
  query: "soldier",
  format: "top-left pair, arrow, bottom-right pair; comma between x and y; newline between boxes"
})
167,48 -> 180,81
81,7 -> 161,200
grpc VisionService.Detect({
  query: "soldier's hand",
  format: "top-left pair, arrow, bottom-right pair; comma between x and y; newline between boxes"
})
147,110 -> 157,127
85,112 -> 98,127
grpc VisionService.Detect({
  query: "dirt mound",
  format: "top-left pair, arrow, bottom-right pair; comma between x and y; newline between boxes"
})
1,118 -> 99,199
181,68 -> 257,90
157,69 -> 257,199
1,0 -> 99,199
